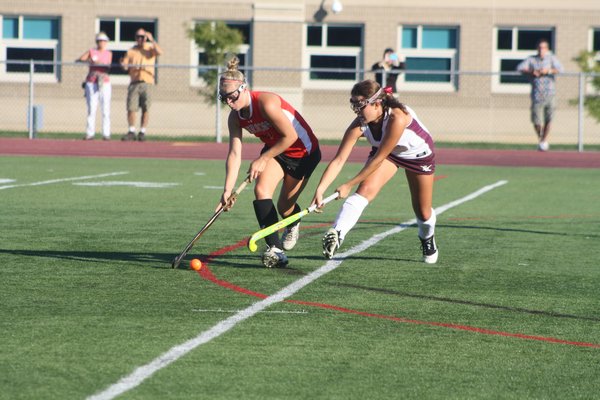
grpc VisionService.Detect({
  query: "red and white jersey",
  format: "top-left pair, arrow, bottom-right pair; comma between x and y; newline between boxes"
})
236,91 -> 319,158
363,105 -> 434,160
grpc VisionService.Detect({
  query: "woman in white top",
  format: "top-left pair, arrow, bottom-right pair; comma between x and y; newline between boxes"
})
311,79 -> 438,263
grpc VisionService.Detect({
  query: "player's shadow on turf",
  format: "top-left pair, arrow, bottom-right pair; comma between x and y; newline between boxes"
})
204,255 -> 264,269
0,248 -> 175,268
332,282 -> 600,323
439,224 -> 599,237
205,255 -> 305,274
204,253 -> 331,274
313,222 -> 599,238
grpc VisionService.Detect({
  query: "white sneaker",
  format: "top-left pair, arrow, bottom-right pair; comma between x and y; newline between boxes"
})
538,141 -> 549,152
281,223 -> 300,251
420,235 -> 438,264
261,246 -> 288,268
322,228 -> 341,259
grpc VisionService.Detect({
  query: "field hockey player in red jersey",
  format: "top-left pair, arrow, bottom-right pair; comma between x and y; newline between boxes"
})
218,56 -> 322,268
311,79 -> 439,264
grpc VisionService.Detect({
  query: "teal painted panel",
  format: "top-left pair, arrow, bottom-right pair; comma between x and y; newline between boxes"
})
422,27 -> 456,49
3,17 -> 18,39
402,27 -> 417,48
23,18 -> 58,40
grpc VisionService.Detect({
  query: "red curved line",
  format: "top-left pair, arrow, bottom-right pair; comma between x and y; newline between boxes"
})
199,238 -> 267,299
194,234 -> 600,349
287,299 -> 600,348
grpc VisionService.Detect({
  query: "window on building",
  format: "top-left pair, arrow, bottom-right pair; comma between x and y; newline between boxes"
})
587,28 -> 600,94
97,18 -> 157,83
0,15 -> 60,82
594,28 -> 600,52
303,23 -> 363,89
492,26 -> 554,93
191,21 -> 251,87
397,25 -> 459,92
592,27 -> 600,65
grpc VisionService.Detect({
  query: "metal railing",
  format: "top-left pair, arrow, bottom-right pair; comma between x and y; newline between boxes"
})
1,60 -> 598,151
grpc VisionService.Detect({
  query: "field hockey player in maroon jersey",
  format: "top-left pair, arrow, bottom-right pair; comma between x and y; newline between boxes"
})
312,79 -> 439,264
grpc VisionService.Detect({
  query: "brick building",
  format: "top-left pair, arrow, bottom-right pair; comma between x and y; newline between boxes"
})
1,0 -> 599,144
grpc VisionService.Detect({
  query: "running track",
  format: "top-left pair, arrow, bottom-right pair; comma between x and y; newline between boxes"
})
1,137 -> 599,168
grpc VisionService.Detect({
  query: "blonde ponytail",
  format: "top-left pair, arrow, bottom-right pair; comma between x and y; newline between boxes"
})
220,55 -> 245,83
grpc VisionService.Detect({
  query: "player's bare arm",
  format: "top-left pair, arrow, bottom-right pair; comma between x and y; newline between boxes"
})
312,119 -> 362,206
221,112 -> 243,210
339,109 -> 407,195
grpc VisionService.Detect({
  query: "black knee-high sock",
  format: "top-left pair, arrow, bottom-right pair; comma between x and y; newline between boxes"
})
253,199 -> 282,249
281,203 -> 302,228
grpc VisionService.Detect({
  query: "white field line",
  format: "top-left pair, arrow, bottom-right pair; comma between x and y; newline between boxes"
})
87,180 -> 508,400
192,308 -> 309,314
0,172 -> 129,190
74,181 -> 178,188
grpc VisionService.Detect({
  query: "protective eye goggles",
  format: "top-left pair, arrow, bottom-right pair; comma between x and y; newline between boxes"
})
349,99 -> 370,113
218,83 -> 247,104
349,88 -> 383,113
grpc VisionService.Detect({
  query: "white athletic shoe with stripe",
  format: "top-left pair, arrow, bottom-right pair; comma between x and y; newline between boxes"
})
281,223 -> 300,251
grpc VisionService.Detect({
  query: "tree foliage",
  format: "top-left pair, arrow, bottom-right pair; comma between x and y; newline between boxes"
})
188,21 -> 243,103
573,50 -> 600,124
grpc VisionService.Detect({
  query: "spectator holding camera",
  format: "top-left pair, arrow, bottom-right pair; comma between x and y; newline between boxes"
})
120,28 -> 163,141
77,32 -> 112,140
371,48 -> 405,93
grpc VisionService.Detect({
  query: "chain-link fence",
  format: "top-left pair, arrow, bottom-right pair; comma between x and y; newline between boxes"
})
1,60 -> 599,150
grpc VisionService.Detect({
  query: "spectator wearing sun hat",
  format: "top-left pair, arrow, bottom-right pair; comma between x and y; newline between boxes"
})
77,31 -> 113,140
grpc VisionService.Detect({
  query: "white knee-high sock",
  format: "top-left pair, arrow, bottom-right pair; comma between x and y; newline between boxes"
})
417,208 -> 436,239
332,193 -> 369,241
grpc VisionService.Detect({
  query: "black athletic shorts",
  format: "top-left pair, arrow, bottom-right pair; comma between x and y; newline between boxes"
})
261,146 -> 322,180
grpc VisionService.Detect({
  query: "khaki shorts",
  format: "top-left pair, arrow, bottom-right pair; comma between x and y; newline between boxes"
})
531,97 -> 555,126
127,82 -> 152,112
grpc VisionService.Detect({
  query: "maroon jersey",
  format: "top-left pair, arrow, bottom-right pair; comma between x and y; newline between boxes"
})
236,91 -> 319,158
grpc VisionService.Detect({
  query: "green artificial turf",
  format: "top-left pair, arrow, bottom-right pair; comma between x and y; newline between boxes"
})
0,156 -> 599,399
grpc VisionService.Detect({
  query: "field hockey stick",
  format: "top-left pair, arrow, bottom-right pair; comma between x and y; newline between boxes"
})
171,176 -> 251,269
247,192 -> 339,252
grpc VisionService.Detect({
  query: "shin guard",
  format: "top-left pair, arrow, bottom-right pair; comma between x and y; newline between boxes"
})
253,199 -> 283,249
